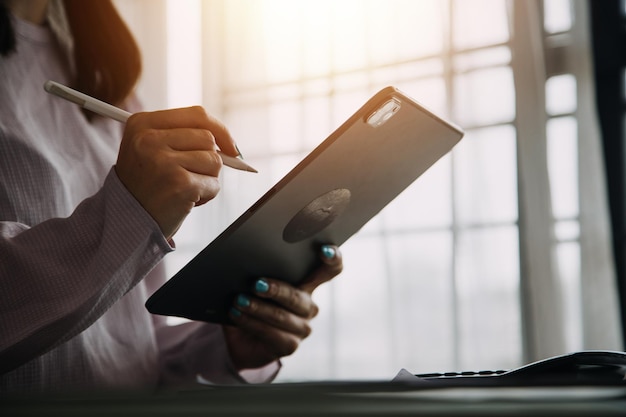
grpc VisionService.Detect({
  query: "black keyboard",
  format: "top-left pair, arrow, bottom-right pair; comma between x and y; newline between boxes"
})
416,370 -> 508,379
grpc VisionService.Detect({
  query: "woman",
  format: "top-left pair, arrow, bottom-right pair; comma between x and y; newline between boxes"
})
0,0 -> 342,392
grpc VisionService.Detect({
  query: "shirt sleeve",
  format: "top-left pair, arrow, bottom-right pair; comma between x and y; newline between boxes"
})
0,168 -> 173,374
144,265 -> 281,387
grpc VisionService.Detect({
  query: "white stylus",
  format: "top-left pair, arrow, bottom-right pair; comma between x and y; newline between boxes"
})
44,80 -> 258,173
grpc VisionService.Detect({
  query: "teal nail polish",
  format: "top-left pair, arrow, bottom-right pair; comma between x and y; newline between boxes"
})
236,294 -> 250,308
321,245 -> 336,259
255,279 -> 269,293
230,307 -> 242,318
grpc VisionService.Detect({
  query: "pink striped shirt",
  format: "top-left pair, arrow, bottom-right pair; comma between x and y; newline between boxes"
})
0,15 -> 276,393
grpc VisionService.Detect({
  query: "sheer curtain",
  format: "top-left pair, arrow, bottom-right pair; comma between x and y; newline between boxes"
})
116,0 -> 623,381
511,0 -> 621,357
511,0 -> 622,361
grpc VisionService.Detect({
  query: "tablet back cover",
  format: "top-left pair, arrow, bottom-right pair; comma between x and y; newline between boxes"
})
146,87 -> 463,324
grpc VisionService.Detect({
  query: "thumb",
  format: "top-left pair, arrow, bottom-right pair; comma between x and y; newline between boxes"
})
299,245 -> 343,294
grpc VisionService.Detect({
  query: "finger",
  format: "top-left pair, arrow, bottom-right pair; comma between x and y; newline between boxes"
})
151,168 -> 221,207
299,245 -> 343,294
184,171 -> 221,206
229,309 -> 304,358
153,162 -> 221,206
151,129 -> 223,177
252,279 -> 318,318
233,294 -> 314,338
174,150 -> 223,178
129,107 -> 239,157
120,127 -> 222,177
164,128 -> 218,152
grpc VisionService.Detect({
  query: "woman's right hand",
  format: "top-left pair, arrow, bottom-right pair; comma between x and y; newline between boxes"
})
115,106 -> 238,240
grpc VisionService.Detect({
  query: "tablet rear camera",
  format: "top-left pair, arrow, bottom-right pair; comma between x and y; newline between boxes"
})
367,98 -> 401,127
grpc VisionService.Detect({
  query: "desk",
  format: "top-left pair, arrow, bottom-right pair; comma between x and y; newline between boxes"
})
3,382 -> 626,416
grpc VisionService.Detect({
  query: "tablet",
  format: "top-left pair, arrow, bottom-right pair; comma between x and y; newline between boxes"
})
145,86 -> 464,324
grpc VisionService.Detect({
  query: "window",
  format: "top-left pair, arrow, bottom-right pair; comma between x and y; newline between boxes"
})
544,0 -> 582,352
204,0 -> 524,379
117,0 -> 622,381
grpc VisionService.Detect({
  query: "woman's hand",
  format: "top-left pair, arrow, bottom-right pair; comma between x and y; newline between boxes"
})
115,106 -> 239,240
223,245 -> 343,370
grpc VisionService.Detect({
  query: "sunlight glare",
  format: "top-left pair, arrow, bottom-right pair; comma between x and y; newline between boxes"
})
243,0 -> 447,83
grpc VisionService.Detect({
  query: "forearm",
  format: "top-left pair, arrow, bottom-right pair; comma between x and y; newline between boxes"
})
153,319 -> 280,387
0,169 -> 172,373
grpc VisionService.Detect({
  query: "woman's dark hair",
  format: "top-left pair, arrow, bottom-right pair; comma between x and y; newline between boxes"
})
0,2 -> 16,55
0,0 -> 141,107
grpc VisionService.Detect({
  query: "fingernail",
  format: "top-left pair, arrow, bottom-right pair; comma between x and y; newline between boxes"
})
235,144 -> 244,159
236,294 -> 250,308
230,307 -> 242,318
255,279 -> 270,293
321,245 -> 336,260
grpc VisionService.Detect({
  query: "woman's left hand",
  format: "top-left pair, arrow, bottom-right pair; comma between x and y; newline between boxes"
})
223,245 -> 342,370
